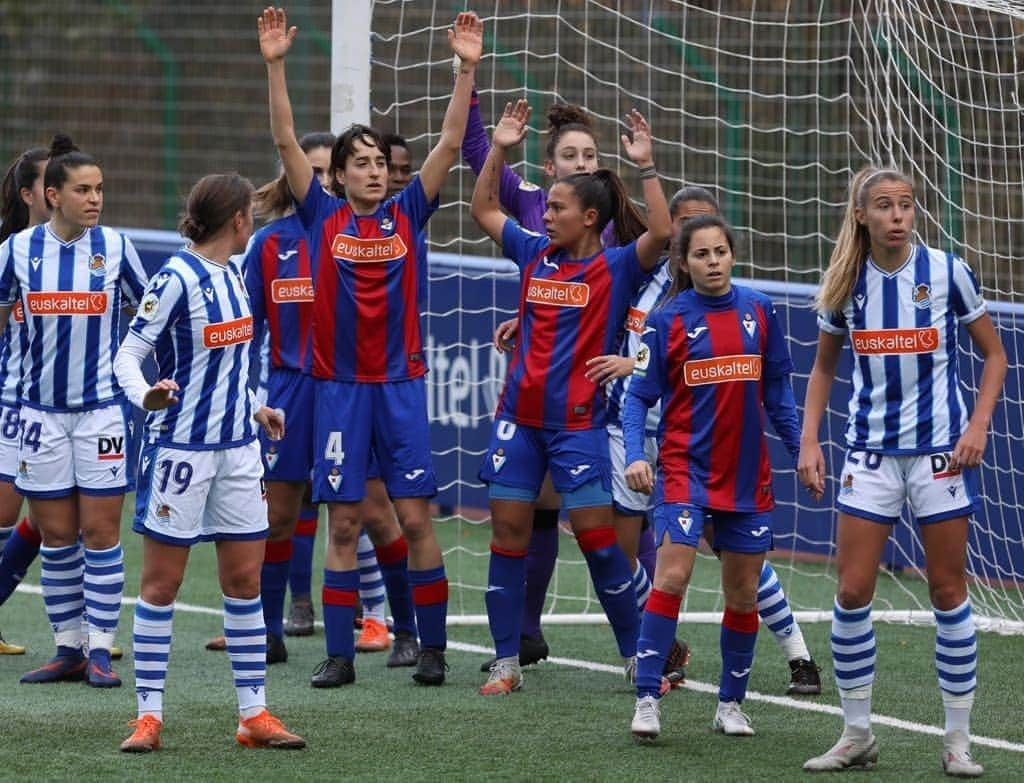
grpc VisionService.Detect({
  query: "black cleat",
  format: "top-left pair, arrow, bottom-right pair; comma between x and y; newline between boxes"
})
283,597 -> 315,637
412,648 -> 448,686
787,657 -> 822,695
310,656 -> 355,688
479,633 -> 549,672
267,633 -> 288,665
386,630 -> 420,668
663,638 -> 690,687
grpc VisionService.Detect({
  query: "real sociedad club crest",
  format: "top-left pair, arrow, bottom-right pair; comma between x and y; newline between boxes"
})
912,283 -> 931,309
88,254 -> 106,276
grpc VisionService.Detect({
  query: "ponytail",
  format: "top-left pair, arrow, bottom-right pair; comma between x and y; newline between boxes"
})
1,147 -> 48,242
253,172 -> 293,221
560,169 -> 646,245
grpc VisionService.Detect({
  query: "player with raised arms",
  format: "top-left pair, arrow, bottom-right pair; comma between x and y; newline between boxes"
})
799,167 -> 1005,777
470,98 -> 671,695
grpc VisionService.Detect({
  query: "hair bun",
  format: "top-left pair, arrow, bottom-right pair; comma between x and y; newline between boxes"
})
48,133 -> 79,158
547,104 -> 592,131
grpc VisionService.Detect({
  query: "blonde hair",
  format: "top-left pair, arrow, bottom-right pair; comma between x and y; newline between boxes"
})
815,166 -> 915,312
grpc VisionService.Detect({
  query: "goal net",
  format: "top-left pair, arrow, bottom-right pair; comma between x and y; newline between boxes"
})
369,0 -> 1024,632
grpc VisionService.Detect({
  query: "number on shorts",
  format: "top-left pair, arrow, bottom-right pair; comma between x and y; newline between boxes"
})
156,459 -> 193,494
848,450 -> 882,470
324,431 -> 345,465
19,420 -> 41,453
496,420 -> 517,441
0,406 -> 19,440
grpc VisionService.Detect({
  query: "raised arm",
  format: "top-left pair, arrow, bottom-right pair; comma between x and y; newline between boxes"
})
417,12 -> 484,201
259,7 -> 314,206
470,99 -> 532,244
622,110 -> 671,271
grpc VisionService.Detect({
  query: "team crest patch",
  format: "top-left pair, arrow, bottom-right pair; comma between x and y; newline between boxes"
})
841,473 -> 854,496
265,447 -> 279,470
912,283 -> 931,309
156,504 -> 171,519
138,292 -> 160,321
677,509 -> 693,535
17,460 -> 27,477
327,467 -> 342,492
88,254 -> 106,276
634,345 -> 650,374
380,215 -> 394,232
742,312 -> 757,337
491,448 -> 506,472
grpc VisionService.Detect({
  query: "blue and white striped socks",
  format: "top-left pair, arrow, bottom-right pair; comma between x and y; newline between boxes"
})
934,599 -> 977,735
133,599 -> 173,719
831,600 -> 875,731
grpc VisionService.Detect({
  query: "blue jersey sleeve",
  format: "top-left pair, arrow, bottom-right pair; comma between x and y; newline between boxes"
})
0,238 -> 16,306
295,177 -> 341,232
129,263 -> 188,346
242,231 -> 269,379
501,219 -> 550,271
762,298 -> 795,380
623,312 -> 667,464
118,234 -> 150,307
394,175 -> 440,234
950,255 -> 986,325
605,240 -> 645,294
763,374 -> 801,464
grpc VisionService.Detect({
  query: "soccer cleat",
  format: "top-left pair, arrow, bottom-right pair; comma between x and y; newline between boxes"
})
120,715 -> 163,753
86,650 -> 122,688
942,730 -> 983,778
713,700 -> 755,736
663,638 -> 690,687
787,658 -> 822,695
478,632 -> 549,672
478,656 -> 522,695
631,695 -> 661,741
386,630 -> 419,668
236,709 -> 306,749
110,646 -> 124,660
412,648 -> 448,686
283,597 -> 315,637
355,618 -> 391,652
0,630 -> 26,655
310,656 -> 355,688
266,633 -> 288,665
205,635 -> 227,651
20,651 -> 87,683
803,728 -> 879,772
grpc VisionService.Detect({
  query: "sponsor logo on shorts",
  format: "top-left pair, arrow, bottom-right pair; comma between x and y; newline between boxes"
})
203,316 -> 253,349
331,233 -> 407,263
404,468 -> 426,481
683,355 -> 762,386
930,452 -> 961,480
850,327 -> 939,355
749,525 -> 770,537
625,307 -> 648,334
270,277 -> 314,303
26,291 -> 108,316
97,435 -> 125,461
525,278 -> 590,308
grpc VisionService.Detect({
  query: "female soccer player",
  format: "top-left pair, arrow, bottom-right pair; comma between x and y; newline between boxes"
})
624,214 -> 802,740
114,173 -> 304,752
0,146 -> 48,654
470,99 -> 671,695
0,135 -> 148,687
259,6 -> 483,686
799,167 -> 1005,777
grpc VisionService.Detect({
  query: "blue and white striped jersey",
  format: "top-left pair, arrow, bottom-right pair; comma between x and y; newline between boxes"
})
128,249 -> 256,450
818,244 -> 986,454
0,224 -> 148,411
606,259 -> 674,433
0,239 -> 28,405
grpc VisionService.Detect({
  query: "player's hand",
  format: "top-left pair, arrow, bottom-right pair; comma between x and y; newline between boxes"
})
142,379 -> 180,411
797,437 -> 825,502
449,11 -> 483,67
493,318 -> 518,352
621,108 -> 654,168
624,459 -> 654,495
258,7 -> 297,63
585,354 -> 633,384
951,424 -> 986,470
255,405 -> 286,441
493,100 -> 531,150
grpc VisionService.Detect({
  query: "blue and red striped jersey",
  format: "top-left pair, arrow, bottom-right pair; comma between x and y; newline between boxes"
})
296,177 -> 437,382
626,285 -> 794,512
496,219 -> 646,430
243,214 -> 314,373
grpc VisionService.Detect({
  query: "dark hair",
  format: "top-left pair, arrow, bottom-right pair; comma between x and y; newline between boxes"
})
179,173 -> 254,242
328,124 -> 389,197
254,131 -> 337,220
381,133 -> 408,155
668,186 -> 720,219
545,104 -> 597,161
557,169 -> 646,246
1,147 -> 48,242
43,134 -> 97,197
664,213 -> 736,301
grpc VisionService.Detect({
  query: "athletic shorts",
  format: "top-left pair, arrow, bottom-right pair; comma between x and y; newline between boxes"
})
607,423 -> 658,515
479,417 -> 610,498
835,449 -> 976,525
0,401 -> 21,483
260,368 -> 315,482
312,378 -> 436,503
133,439 -> 268,545
16,402 -> 132,498
653,502 -> 774,554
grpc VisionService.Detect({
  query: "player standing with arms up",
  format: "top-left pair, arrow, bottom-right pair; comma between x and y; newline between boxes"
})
799,167 -> 1005,777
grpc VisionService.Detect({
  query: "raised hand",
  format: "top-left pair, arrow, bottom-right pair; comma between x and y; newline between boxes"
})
449,11 -> 484,67
621,108 -> 654,168
493,99 -> 531,150
258,6 -> 297,63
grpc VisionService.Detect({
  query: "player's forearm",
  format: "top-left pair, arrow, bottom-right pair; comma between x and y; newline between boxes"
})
114,333 -> 154,411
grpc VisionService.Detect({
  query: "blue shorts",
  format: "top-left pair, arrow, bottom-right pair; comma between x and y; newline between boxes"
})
260,368 -> 315,482
312,378 -> 435,503
479,418 -> 610,498
653,502 -> 774,554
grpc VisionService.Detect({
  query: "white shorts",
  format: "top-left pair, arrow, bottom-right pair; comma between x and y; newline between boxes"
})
133,440 -> 269,545
16,403 -> 131,498
835,449 -> 975,525
0,401 -> 21,482
608,424 -> 659,515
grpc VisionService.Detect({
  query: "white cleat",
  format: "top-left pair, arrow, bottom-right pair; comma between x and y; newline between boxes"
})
942,730 -> 983,778
803,728 -> 880,772
631,695 -> 661,742
713,700 -> 755,736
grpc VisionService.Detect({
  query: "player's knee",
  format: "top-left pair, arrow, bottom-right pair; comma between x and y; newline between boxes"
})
398,514 -> 433,544
326,516 -> 360,550
928,580 -> 967,611
835,585 -> 873,610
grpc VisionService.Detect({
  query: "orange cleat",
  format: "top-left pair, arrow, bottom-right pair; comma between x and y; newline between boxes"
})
120,715 -> 163,753
236,710 -> 306,749
205,635 -> 226,651
478,657 -> 522,696
355,618 -> 391,652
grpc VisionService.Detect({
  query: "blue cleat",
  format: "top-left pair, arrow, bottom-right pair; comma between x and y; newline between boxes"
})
86,649 -> 122,688
21,650 -> 87,683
